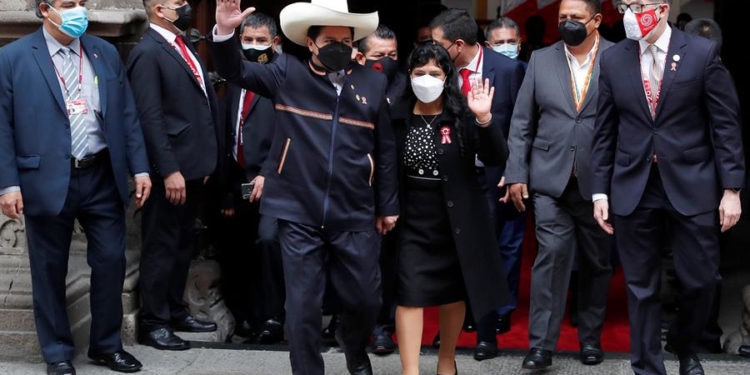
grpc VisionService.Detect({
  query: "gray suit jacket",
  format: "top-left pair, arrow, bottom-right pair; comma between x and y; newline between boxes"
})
505,38 -> 614,200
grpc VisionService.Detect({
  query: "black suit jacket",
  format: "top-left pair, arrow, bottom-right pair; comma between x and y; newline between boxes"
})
126,28 -> 220,181
592,28 -> 745,216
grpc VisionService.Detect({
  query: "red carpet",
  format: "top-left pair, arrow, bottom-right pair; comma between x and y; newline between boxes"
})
416,213 -> 631,352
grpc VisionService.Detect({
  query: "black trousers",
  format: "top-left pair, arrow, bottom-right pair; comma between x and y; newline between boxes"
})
25,158 -> 126,363
138,178 -> 204,330
374,227 -> 399,333
615,165 -> 720,375
279,220 -> 382,375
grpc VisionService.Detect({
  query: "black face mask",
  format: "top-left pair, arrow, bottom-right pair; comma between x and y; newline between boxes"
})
243,47 -> 275,64
315,42 -> 353,72
558,18 -> 593,47
364,57 -> 399,82
167,4 -> 193,32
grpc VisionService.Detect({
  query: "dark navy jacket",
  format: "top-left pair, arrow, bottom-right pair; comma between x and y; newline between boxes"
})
592,28 -> 745,216
209,36 -> 399,232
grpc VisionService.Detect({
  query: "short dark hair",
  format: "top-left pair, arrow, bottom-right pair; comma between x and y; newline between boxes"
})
240,12 -> 278,38
684,18 -> 723,51
578,0 -> 602,15
35,0 -> 52,18
429,8 -> 478,45
485,17 -> 520,41
307,26 -> 355,42
356,25 -> 397,54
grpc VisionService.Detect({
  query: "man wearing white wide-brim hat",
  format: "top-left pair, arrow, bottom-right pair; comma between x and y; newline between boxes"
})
209,1 -> 400,374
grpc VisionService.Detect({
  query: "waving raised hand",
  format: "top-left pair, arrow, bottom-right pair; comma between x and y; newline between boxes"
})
216,0 -> 256,35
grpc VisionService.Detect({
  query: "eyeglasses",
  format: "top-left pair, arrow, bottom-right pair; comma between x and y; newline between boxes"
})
616,2 -> 663,14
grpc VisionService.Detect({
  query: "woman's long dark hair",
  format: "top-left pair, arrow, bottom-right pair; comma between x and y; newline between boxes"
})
403,43 -> 471,121
403,43 -> 473,155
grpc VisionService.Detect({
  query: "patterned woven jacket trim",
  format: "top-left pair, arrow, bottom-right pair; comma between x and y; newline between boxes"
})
275,104 -> 333,120
367,154 -> 375,186
277,138 -> 291,175
339,117 -> 375,130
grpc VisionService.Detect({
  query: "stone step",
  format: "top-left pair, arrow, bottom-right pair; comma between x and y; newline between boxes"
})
0,331 -> 42,363
0,309 -> 35,331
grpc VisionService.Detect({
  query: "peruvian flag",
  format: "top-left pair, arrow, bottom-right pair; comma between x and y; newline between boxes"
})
501,0 -> 622,44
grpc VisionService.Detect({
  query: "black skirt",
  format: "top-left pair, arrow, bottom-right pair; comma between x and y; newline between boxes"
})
397,176 -> 466,307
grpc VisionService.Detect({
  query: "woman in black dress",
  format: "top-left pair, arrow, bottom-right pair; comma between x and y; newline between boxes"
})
394,44 -> 509,375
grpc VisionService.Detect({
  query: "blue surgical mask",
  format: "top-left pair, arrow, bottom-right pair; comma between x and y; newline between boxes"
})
492,44 -> 519,60
48,6 -> 89,39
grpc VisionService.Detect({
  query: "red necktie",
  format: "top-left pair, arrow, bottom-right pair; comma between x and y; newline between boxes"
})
174,37 -> 202,85
237,90 -> 255,168
460,68 -> 472,96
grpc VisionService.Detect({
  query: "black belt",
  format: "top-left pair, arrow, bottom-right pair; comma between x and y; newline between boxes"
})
72,150 -> 108,169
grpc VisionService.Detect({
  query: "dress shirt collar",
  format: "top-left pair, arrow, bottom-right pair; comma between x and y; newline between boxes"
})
639,24 -> 672,56
563,37 -> 597,68
43,26 -> 81,57
460,46 -> 484,74
150,23 -> 180,44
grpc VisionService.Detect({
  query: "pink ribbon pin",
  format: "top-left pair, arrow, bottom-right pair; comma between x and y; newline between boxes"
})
441,126 -> 452,144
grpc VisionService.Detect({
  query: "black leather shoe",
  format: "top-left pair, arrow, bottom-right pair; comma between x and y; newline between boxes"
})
432,332 -> 441,348
495,314 -> 511,334
739,345 -> 750,358
88,349 -> 142,373
522,348 -> 552,370
234,319 -> 256,338
678,355 -> 704,375
473,341 -> 498,361
256,318 -> 284,344
322,314 -> 341,346
346,354 -> 373,375
47,361 -> 75,375
371,333 -> 396,355
580,342 -> 604,365
170,315 -> 217,333
138,327 -> 189,351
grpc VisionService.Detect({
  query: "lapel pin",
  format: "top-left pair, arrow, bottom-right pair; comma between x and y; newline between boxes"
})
441,126 -> 452,144
670,62 -> 677,72
672,54 -> 680,62
93,53 -> 99,59
361,96 -> 367,105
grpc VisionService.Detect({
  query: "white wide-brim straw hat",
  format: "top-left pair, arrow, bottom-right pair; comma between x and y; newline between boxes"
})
280,0 -> 379,46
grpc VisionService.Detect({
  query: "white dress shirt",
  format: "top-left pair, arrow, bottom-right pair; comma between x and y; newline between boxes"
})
592,26 -> 672,203
564,37 -> 598,104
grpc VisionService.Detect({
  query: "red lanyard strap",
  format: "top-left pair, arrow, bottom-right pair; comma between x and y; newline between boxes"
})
51,44 -> 84,95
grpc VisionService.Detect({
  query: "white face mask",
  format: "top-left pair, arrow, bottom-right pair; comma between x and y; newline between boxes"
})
411,75 -> 445,103
623,8 -> 662,41
491,44 -> 519,60
241,44 -> 271,51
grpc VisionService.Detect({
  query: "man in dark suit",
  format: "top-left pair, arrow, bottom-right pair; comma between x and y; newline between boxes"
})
429,7 -> 525,360
354,24 -> 407,355
483,13 -> 529,342
127,0 -> 221,351
0,1 -> 151,373
592,1 -> 745,374
215,12 -> 284,345
211,1 -> 399,374
505,0 -> 615,369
